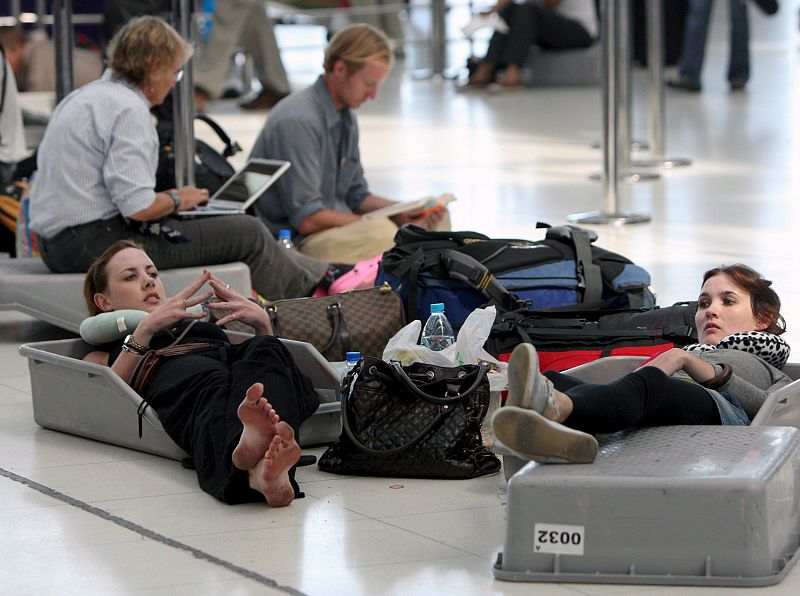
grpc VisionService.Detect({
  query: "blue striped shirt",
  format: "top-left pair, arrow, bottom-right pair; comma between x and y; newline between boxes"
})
30,69 -> 159,239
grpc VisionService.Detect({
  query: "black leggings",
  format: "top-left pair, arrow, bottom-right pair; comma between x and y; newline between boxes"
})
545,366 -> 721,435
484,4 -> 594,68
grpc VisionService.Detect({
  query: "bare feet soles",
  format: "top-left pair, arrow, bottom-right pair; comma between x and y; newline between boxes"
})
232,382 -> 280,470
248,422 -> 301,507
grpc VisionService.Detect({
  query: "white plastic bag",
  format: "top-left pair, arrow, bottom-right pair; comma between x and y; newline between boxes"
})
382,305 -> 508,394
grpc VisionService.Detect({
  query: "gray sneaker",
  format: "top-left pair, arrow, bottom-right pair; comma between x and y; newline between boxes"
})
492,406 -> 598,464
506,343 -> 555,414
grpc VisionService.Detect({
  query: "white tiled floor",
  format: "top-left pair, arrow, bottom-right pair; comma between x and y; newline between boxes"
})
5,2 -> 800,594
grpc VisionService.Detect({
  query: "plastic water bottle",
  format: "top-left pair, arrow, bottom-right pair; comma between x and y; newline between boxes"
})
278,229 -> 295,250
344,351 -> 361,377
420,303 -> 455,351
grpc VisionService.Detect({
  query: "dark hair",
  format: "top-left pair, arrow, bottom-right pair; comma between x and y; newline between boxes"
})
83,240 -> 145,316
702,264 -> 786,335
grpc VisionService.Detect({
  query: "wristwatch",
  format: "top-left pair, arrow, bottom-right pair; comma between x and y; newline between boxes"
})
167,190 -> 181,213
122,334 -> 149,356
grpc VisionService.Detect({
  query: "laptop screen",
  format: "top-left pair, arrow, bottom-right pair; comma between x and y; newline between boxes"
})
211,159 -> 290,205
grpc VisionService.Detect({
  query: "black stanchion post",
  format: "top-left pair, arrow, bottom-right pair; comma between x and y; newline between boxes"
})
172,0 -> 196,188
53,0 -> 75,105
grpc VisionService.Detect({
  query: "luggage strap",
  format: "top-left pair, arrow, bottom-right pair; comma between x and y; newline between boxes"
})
405,248 -> 525,320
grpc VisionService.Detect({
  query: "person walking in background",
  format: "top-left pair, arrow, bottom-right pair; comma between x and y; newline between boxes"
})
668,0 -> 754,92
194,0 -> 291,111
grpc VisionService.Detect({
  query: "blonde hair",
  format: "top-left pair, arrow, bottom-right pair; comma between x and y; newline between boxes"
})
323,23 -> 392,74
107,15 -> 192,86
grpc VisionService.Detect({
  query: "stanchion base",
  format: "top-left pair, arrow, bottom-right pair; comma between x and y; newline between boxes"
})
632,157 -> 692,169
412,68 -> 460,81
567,210 -> 651,225
588,170 -> 661,182
591,140 -> 650,151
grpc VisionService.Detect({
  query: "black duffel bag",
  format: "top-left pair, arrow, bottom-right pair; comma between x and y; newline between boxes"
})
318,358 -> 500,479
485,302 -> 699,371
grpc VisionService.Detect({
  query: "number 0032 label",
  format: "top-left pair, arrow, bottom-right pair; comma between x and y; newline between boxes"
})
533,523 -> 585,556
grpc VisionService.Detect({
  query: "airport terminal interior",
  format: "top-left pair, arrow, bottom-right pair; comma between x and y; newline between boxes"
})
5,1 -> 800,593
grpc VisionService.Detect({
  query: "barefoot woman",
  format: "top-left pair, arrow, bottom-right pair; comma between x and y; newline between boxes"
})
83,240 -> 319,506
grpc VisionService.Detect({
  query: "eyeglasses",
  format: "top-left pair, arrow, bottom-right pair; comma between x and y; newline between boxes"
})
174,69 -> 184,83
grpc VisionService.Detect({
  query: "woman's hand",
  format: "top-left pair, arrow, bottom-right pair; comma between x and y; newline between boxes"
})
135,270 -> 214,345
206,274 -> 273,336
178,185 -> 210,210
638,348 -> 718,384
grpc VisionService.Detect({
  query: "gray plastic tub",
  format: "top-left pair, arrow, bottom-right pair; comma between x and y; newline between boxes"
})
20,333 -> 342,459
493,358 -> 800,586
494,425 -> 800,586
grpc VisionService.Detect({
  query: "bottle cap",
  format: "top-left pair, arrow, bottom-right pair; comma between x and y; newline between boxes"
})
430,303 -> 445,314
345,351 -> 361,362
278,229 -> 292,240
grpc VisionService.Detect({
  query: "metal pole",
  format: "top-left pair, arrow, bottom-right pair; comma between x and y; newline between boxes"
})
636,0 -> 691,168
570,0 -> 650,225
589,0 -> 658,182
52,0 -> 75,105
413,0 -> 457,80
172,0 -> 196,188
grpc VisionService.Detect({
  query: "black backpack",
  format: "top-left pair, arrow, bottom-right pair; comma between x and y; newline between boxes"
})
376,224 -> 655,327
152,96 -> 240,194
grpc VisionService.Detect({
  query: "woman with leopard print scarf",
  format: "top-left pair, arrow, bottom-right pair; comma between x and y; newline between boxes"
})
493,263 -> 792,464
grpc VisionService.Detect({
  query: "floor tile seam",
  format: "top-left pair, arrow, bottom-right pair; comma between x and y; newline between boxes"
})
0,464 -> 308,596
367,516 -> 496,560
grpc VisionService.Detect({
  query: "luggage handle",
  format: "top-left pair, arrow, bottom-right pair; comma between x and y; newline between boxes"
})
267,303 -> 351,357
194,114 -> 242,158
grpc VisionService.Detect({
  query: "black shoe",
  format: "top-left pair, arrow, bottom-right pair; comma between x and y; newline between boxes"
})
239,89 -> 289,111
730,79 -> 748,92
753,0 -> 778,15
666,77 -> 702,93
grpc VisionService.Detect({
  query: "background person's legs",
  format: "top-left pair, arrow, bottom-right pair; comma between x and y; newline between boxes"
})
727,0 -> 750,87
674,0 -> 714,89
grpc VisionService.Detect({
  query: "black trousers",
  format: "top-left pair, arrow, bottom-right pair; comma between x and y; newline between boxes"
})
484,4 -> 594,68
146,335 -> 320,504
545,366 -> 721,435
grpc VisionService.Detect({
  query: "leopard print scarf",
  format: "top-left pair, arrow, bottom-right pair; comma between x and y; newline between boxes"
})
683,331 -> 790,369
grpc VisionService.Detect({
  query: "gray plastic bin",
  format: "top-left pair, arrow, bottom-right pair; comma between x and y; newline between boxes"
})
20,333 -> 343,459
494,425 -> 800,586
0,258 -> 252,333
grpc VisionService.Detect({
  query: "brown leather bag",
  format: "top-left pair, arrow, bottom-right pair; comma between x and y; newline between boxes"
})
264,283 -> 406,361
129,321 -> 211,396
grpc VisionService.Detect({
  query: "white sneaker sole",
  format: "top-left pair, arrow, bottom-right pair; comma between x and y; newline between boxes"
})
492,406 -> 598,464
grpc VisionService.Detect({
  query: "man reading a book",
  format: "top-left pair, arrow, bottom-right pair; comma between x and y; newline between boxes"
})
249,23 -> 450,263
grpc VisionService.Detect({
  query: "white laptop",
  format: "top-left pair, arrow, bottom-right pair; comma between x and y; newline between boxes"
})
177,158 -> 290,217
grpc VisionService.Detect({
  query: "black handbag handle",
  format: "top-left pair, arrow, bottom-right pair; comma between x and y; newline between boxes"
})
388,360 -> 490,406
267,302 -> 352,357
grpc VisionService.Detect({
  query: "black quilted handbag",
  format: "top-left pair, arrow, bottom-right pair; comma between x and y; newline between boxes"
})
318,357 -> 500,479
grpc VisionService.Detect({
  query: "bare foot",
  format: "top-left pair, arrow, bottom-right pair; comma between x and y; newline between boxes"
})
232,382 -> 280,470
248,421 -> 301,507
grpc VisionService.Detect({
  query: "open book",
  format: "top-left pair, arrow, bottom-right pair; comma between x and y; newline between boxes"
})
363,193 -> 457,220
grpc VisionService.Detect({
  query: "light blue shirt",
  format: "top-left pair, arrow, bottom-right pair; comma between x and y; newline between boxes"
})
250,75 -> 370,236
30,69 -> 159,239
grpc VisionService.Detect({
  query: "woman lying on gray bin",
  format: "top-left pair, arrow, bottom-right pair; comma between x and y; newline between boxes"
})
29,15 -> 330,302
493,264 -> 791,464
466,0 -> 597,89
82,240 -> 320,506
